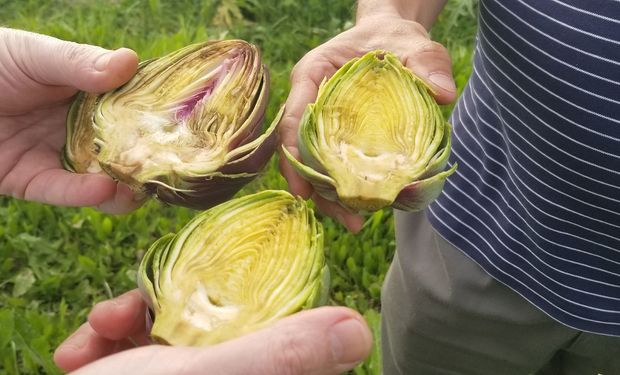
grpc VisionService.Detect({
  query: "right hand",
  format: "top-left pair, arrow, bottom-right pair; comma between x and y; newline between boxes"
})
54,290 -> 372,374
279,14 -> 456,232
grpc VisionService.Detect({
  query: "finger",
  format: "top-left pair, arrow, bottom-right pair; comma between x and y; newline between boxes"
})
206,306 -> 372,375
96,182 -> 145,215
54,323 -> 116,373
279,64 -> 321,151
312,192 -> 365,233
21,168 -> 140,212
21,169 -> 115,206
404,40 -> 457,104
6,28 -> 139,94
88,290 -> 149,343
278,54 -> 333,199
278,146 -> 313,199
112,337 -> 148,353
72,306 -> 372,375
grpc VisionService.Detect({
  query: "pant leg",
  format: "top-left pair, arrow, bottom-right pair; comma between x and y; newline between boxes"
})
381,211 -> 579,375
535,331 -> 620,375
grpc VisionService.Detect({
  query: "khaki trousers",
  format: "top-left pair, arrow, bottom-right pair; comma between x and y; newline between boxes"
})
381,211 -> 620,375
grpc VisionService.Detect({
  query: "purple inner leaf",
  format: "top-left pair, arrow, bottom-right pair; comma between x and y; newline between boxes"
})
176,84 -> 215,119
175,55 -> 240,121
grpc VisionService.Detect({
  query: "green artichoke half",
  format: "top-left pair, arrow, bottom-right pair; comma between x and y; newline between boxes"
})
64,40 -> 277,209
138,190 -> 328,346
282,50 -> 457,213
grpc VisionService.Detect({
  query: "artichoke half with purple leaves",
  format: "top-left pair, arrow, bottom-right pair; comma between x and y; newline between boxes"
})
63,40 -> 277,209
138,190 -> 328,346
282,50 -> 457,213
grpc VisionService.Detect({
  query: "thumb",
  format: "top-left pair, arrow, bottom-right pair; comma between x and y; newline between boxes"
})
404,40 -> 457,105
2,28 -> 138,94
205,306 -> 373,375
72,307 -> 372,375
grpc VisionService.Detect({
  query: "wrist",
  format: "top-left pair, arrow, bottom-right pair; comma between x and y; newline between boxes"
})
356,1 -> 447,30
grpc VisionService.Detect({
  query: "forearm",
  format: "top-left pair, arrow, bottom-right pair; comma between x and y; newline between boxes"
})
356,0 -> 448,29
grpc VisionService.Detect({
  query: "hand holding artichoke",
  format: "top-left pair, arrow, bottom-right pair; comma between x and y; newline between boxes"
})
282,50 -> 457,213
138,190 -> 328,346
64,40 -> 277,209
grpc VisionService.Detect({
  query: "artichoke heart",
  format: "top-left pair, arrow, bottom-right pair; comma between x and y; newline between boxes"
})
283,50 -> 457,213
64,40 -> 277,209
138,190 -> 328,346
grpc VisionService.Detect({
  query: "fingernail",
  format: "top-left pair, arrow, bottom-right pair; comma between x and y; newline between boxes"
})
348,217 -> 364,234
337,213 -> 363,234
63,331 -> 90,350
329,318 -> 371,364
94,52 -> 113,71
428,72 -> 456,93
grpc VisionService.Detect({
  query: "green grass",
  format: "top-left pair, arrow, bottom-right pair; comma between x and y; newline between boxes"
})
0,0 -> 478,373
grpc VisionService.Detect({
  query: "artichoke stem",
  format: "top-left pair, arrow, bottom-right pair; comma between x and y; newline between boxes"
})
336,180 -> 399,212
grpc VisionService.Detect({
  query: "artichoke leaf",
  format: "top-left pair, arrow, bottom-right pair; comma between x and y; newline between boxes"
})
392,163 -> 458,211
281,145 -> 339,202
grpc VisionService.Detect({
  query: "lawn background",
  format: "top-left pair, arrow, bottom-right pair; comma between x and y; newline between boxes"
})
0,0 -> 478,373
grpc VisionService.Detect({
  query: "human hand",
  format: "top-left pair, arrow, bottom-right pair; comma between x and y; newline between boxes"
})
0,28 -> 141,213
279,14 -> 456,232
54,289 -> 372,374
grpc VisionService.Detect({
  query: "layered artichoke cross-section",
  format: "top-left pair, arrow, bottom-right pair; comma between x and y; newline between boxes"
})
64,40 -> 278,209
283,51 -> 457,213
138,190 -> 328,346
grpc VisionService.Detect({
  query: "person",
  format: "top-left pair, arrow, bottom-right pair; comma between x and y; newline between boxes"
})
0,27 -> 372,374
5,0 -> 620,373
280,0 -> 620,374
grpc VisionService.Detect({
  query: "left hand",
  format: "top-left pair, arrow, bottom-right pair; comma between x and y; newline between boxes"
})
54,290 -> 372,374
0,28 -> 141,213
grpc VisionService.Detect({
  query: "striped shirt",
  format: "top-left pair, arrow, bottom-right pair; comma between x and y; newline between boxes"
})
427,0 -> 620,335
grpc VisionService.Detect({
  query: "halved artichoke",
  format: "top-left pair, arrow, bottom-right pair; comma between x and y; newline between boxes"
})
282,50 -> 457,213
64,40 -> 277,209
138,190 -> 328,346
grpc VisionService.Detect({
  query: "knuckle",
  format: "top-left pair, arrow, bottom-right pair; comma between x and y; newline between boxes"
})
409,21 -> 430,36
289,62 -> 302,81
279,112 -> 299,130
290,49 -> 327,83
268,328 -> 315,375
387,23 -> 410,37
290,53 -> 313,81
61,42 -> 89,64
290,64 -> 311,85
386,20 -> 428,38
416,40 -> 448,56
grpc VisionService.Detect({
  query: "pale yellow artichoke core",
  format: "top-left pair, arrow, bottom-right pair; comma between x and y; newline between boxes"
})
317,59 -> 438,210
151,197 -> 321,346
94,43 -> 263,186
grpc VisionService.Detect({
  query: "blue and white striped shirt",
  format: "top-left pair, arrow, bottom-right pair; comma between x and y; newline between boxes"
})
428,0 -> 620,335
